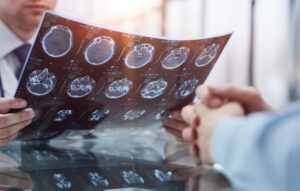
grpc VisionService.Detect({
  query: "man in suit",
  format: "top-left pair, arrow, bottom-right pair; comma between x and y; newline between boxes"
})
0,0 -> 57,145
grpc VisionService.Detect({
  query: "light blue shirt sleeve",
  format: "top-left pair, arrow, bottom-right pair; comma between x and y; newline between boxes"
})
211,104 -> 300,191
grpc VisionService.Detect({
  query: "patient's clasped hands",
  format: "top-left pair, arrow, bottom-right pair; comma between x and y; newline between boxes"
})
164,85 -> 272,164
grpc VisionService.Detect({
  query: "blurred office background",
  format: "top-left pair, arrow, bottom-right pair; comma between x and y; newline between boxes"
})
54,0 -> 297,109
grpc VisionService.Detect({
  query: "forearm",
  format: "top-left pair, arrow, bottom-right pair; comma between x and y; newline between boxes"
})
211,108 -> 300,191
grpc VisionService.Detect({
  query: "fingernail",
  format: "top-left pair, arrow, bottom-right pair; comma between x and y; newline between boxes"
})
24,108 -> 35,117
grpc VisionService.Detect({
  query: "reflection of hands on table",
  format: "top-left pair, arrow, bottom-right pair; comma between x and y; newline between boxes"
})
0,153 -> 33,190
0,98 -> 35,146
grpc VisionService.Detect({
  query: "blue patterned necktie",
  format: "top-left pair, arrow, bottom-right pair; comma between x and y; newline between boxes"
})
13,44 -> 31,79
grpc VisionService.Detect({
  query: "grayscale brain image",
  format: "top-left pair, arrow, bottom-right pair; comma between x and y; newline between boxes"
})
162,47 -> 190,70
84,36 -> 115,66
14,12 -> 231,141
67,75 -> 96,98
88,110 -> 110,122
176,79 -> 199,99
195,43 -> 220,67
125,43 -> 155,69
123,109 -> 146,121
141,79 -> 168,99
42,25 -> 73,58
26,68 -> 57,96
105,78 -> 133,99
53,110 -> 73,122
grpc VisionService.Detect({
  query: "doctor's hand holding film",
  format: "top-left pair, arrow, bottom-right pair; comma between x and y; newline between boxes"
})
0,98 -> 35,146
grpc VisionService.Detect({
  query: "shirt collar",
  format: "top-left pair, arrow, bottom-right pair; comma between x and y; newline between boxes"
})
0,20 -> 35,59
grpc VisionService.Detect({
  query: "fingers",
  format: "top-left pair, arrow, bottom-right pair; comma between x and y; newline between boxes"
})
165,127 -> 183,140
161,114 -> 187,132
189,144 -> 200,158
0,98 -> 27,114
0,119 -> 32,140
0,132 -> 19,146
162,111 -> 189,141
170,110 -> 184,121
0,108 -> 35,129
181,105 -> 199,127
182,127 -> 197,142
207,85 -> 259,106
195,85 -> 224,108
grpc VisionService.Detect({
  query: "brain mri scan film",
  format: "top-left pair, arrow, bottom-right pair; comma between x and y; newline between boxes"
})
88,110 -> 110,122
84,36 -> 115,66
195,43 -> 220,67
125,43 -> 155,69
42,25 -> 73,58
105,78 -> 133,99
176,79 -> 199,99
53,173 -> 72,189
26,68 -> 56,96
67,76 -> 96,98
154,169 -> 172,182
162,47 -> 190,70
141,79 -> 168,99
53,110 -> 73,122
123,109 -> 146,121
88,172 -> 109,187
14,12 -> 231,141
122,170 -> 144,185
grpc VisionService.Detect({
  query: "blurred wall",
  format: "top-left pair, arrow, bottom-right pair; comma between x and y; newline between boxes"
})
54,0 -> 291,108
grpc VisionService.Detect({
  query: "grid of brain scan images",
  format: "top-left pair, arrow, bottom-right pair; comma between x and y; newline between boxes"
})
14,11 -> 232,140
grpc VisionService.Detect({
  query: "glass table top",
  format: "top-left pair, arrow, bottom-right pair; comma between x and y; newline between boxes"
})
0,138 -> 231,191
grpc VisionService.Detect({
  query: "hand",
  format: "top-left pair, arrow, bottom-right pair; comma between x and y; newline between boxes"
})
162,110 -> 191,141
181,101 -> 244,164
0,98 -> 35,146
196,85 -> 273,114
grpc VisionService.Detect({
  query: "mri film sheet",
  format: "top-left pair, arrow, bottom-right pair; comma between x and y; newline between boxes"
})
15,11 -> 232,141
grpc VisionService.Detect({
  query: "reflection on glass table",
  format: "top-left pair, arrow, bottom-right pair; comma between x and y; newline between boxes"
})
0,141 -> 231,191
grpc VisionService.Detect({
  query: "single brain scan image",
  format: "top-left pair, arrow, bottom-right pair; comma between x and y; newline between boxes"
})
67,76 -> 96,98
88,172 -> 109,187
53,110 -> 73,122
123,109 -> 146,121
141,79 -> 168,99
105,78 -> 133,99
42,25 -> 73,58
195,43 -> 220,67
176,79 -> 199,99
53,174 -> 72,189
33,150 -> 59,161
122,170 -> 144,185
154,169 -> 172,182
125,43 -> 155,69
84,36 -> 115,66
89,110 -> 110,122
26,68 -> 56,96
162,47 -> 190,70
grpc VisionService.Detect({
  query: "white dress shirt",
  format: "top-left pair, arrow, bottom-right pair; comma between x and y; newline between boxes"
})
0,21 -> 34,98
